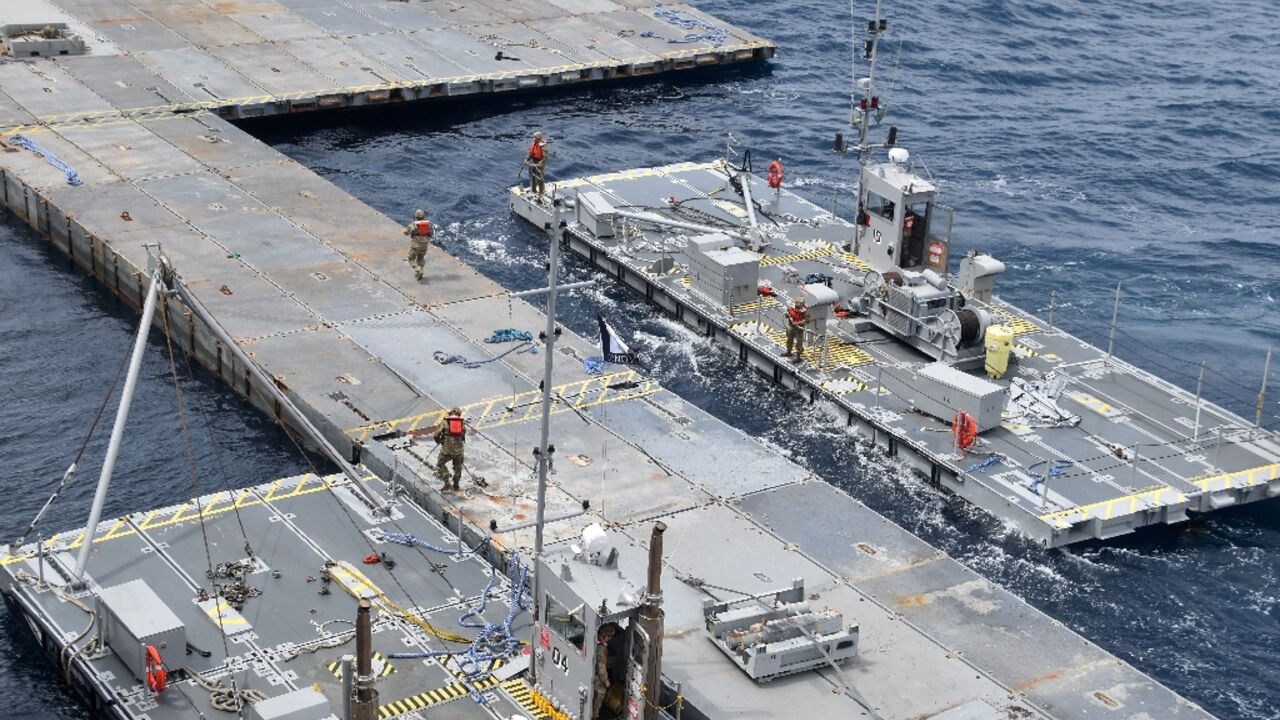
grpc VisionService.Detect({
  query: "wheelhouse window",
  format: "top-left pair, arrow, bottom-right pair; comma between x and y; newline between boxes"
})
866,191 -> 895,221
545,591 -> 586,650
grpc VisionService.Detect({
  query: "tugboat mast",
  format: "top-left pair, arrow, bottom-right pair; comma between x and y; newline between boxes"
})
852,0 -> 890,167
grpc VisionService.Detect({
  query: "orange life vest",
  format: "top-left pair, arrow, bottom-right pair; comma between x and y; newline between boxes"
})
446,416 -> 465,437
528,140 -> 544,162
787,306 -> 806,324
413,219 -> 431,237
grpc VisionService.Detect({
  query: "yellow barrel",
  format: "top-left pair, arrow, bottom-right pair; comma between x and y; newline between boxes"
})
984,324 -> 1013,379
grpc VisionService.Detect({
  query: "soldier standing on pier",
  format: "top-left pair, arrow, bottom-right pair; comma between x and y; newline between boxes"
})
404,208 -> 432,281
433,407 -> 466,491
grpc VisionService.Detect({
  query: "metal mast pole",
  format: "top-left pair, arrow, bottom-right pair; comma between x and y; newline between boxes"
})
1106,281 -> 1121,363
1193,361 -> 1205,441
855,0 -> 885,167
1257,347 -> 1272,429
73,266 -> 162,582
529,197 -> 565,683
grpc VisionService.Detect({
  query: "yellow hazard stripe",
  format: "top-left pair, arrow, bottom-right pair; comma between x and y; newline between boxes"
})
1192,462 -> 1280,493
760,244 -> 835,267
346,371 -> 661,442
1038,485 -> 1186,527
0,474 -> 339,566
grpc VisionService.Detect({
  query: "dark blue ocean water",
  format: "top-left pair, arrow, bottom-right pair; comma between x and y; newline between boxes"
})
2,1 -> 1278,718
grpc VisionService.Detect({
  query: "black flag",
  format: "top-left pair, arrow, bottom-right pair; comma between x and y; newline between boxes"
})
597,313 -> 636,365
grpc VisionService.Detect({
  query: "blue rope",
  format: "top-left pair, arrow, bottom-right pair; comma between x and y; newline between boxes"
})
1026,459 -> 1074,493
384,533 -> 529,703
484,328 -> 533,344
964,455 -> 1002,473
644,6 -> 727,46
434,341 -> 536,369
583,356 -> 604,374
9,134 -> 81,186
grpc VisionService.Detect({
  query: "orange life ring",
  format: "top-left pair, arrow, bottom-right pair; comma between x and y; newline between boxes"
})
145,645 -> 167,693
766,160 -> 783,189
952,411 -> 977,450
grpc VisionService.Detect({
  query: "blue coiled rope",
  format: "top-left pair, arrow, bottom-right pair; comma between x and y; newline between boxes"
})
1026,459 -> 1074,493
434,341 -> 536,369
964,455 -> 1003,473
382,532 -> 529,702
484,328 -> 533,344
9,134 -> 82,186
643,6 -> 727,47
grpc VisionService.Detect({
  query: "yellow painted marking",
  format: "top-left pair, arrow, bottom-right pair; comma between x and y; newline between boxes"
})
678,275 -> 691,286
1,475 -> 338,567
760,325 -> 874,369
714,199 -> 747,217
838,252 -> 872,271
1071,393 -> 1114,417
1192,462 -> 1280,493
759,244 -> 835,267
346,371 -> 661,442
991,312 -> 1039,335
729,296 -> 779,313
329,562 -> 382,600
328,652 -> 393,679
204,599 -> 250,626
500,678 -> 554,719
1013,342 -> 1039,359
1038,485 -> 1187,528
377,677 -> 502,719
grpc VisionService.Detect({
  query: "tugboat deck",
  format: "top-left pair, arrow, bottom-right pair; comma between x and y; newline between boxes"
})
508,160 -> 1280,546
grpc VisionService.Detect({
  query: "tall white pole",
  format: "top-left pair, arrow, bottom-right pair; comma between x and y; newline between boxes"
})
1106,281 -> 1121,363
1192,361 -> 1205,442
73,269 -> 162,581
529,198 -> 564,683
1257,347 -> 1272,429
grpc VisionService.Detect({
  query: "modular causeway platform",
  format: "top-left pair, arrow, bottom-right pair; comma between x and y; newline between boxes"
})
0,1 -> 1224,719
509,160 -> 1280,547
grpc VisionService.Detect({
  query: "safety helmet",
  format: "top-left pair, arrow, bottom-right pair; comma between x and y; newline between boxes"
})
533,131 -> 543,139
415,209 -> 426,219
449,407 -> 462,416
793,297 -> 805,305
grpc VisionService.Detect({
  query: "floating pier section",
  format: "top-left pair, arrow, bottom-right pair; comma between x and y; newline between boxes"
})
0,1 -> 1220,718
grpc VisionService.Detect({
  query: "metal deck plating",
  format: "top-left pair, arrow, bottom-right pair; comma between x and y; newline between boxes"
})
0,1 -> 1226,718
508,160 -> 1280,547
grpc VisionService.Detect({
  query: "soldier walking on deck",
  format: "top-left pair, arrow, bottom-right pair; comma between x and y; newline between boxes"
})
404,209 -> 432,281
433,407 -> 466,491
526,131 -> 548,199
783,297 -> 808,362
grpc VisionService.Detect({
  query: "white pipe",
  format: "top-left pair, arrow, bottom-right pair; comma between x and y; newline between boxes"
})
509,280 -> 595,298
613,209 -> 749,242
73,269 -> 161,581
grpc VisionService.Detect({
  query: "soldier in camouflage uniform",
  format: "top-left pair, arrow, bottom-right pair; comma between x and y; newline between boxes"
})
404,208 -> 432,281
592,623 -> 617,719
433,407 -> 466,491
